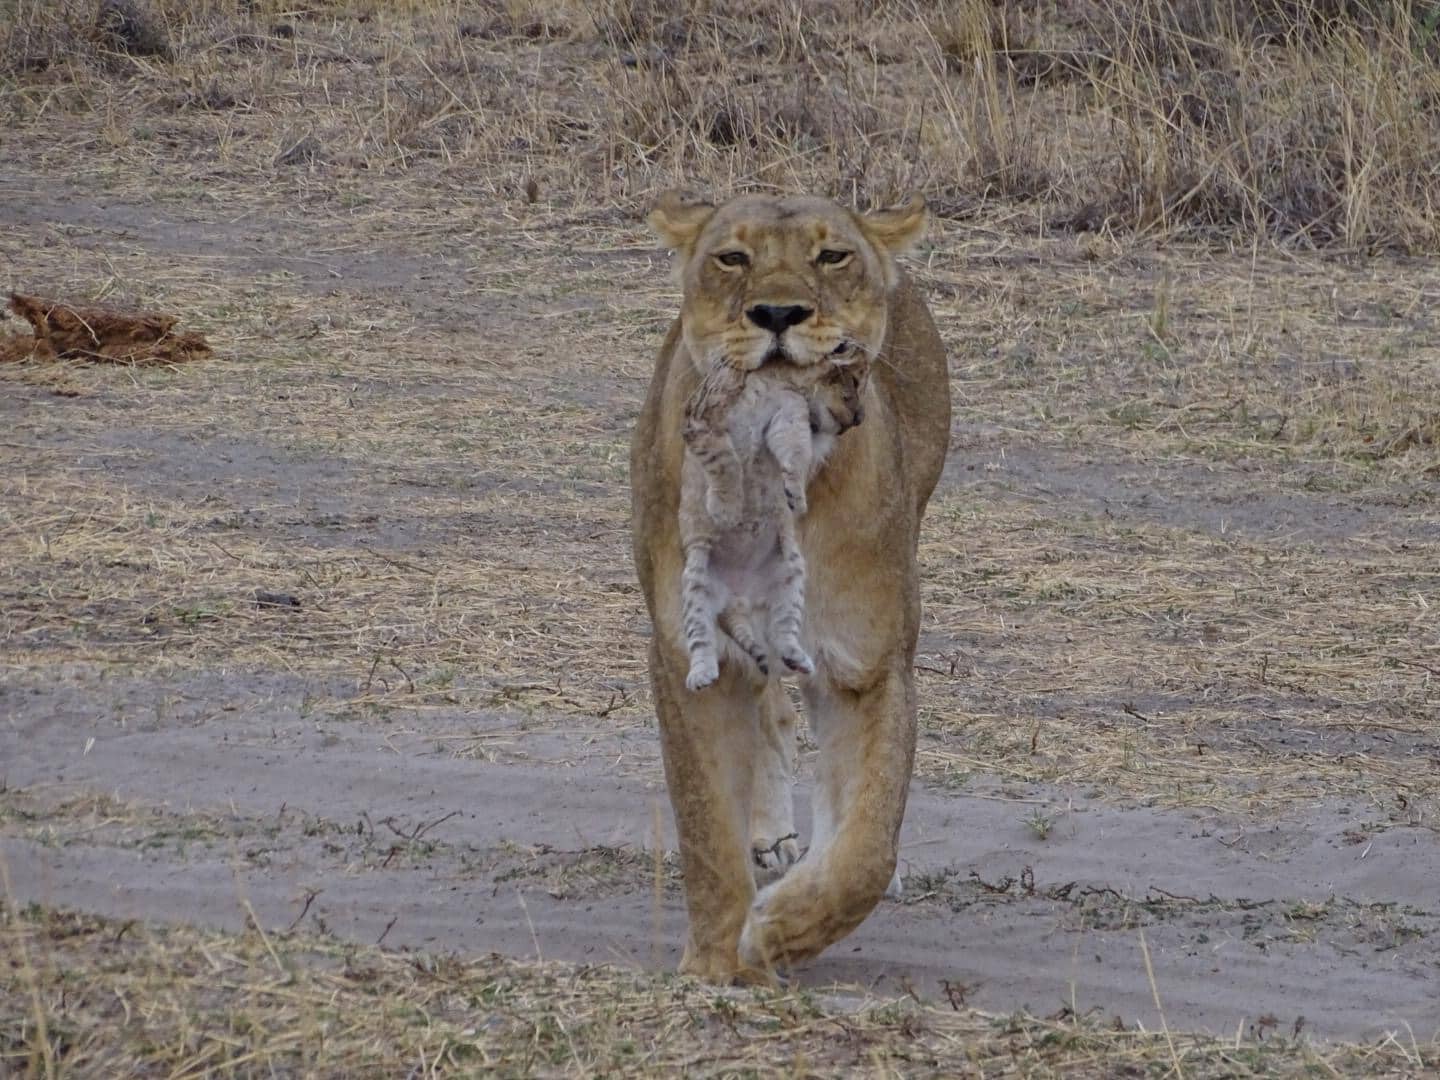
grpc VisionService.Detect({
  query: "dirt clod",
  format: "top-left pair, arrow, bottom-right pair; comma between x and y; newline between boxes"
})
0,293 -> 210,365
253,590 -> 302,610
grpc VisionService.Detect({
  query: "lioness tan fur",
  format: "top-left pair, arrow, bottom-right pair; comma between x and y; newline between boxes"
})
631,191 -> 950,982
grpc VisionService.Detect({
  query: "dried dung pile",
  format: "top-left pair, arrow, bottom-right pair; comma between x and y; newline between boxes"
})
0,293 -> 211,365
95,0 -> 172,60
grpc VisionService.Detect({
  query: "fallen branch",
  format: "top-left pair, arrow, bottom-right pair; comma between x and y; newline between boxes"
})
1,293 -> 210,365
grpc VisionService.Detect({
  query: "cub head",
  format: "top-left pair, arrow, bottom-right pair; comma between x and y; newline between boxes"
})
809,360 -> 870,436
648,191 -> 928,376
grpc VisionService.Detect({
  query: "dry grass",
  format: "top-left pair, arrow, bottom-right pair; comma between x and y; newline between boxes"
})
2,1 -> 1439,246
917,533 -> 1437,817
4,901 -> 1437,1077
2,0 -> 1438,1071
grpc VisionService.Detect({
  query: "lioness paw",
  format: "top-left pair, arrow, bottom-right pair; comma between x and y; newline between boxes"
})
737,888 -> 776,971
685,656 -> 719,691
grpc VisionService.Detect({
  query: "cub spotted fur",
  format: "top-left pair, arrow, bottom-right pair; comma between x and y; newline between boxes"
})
678,355 -> 869,691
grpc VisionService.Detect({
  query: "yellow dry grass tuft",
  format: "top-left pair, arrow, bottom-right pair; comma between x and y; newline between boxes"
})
3,1 -> 1439,246
3,902 -> 1437,1077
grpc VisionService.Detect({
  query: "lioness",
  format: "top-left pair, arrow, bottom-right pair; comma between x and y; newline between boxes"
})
631,191 -> 950,981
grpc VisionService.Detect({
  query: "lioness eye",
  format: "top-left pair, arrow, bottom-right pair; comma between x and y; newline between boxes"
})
816,249 -> 852,266
714,251 -> 750,268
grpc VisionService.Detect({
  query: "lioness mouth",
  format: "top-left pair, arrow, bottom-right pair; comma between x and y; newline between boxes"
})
762,345 -> 787,365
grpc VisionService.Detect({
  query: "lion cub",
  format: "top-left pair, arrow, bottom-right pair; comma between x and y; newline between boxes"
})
678,355 -> 865,691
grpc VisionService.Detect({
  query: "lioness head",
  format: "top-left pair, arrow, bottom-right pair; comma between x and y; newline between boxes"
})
648,191 -> 928,376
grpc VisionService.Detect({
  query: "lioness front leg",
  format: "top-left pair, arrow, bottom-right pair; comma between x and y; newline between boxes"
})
805,705 -> 903,901
738,663 -> 915,972
749,680 -> 800,874
648,639 -> 775,985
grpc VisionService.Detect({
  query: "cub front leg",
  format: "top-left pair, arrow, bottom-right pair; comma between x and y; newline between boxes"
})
684,358 -> 747,530
703,462 -> 743,533
765,390 -> 813,517
680,542 -> 721,691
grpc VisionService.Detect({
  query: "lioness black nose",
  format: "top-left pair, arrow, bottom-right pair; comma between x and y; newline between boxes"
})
746,304 -> 813,334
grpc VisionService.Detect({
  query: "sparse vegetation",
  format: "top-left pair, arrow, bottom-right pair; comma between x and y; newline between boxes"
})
3,0 -> 1440,250
1023,806 -> 1058,839
2,0 -> 1437,1074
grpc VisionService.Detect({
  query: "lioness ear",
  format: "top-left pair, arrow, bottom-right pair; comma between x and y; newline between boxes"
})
648,190 -> 716,253
859,193 -> 929,256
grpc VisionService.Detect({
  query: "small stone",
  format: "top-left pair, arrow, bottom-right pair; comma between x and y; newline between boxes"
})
253,590 -> 301,610
275,134 -> 322,167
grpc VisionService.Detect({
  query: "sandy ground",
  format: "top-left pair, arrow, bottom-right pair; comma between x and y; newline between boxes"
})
3,161 -> 1438,1048
5,673 -> 1438,1042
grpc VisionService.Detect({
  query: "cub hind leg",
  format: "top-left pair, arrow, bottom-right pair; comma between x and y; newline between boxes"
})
680,542 -> 722,691
768,518 -> 814,676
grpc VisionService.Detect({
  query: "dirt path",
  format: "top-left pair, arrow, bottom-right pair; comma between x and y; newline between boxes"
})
4,681 -> 1437,1042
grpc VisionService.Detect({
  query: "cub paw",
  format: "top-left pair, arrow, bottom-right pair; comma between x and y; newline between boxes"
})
780,647 -> 815,676
783,484 -> 807,516
685,657 -> 719,691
